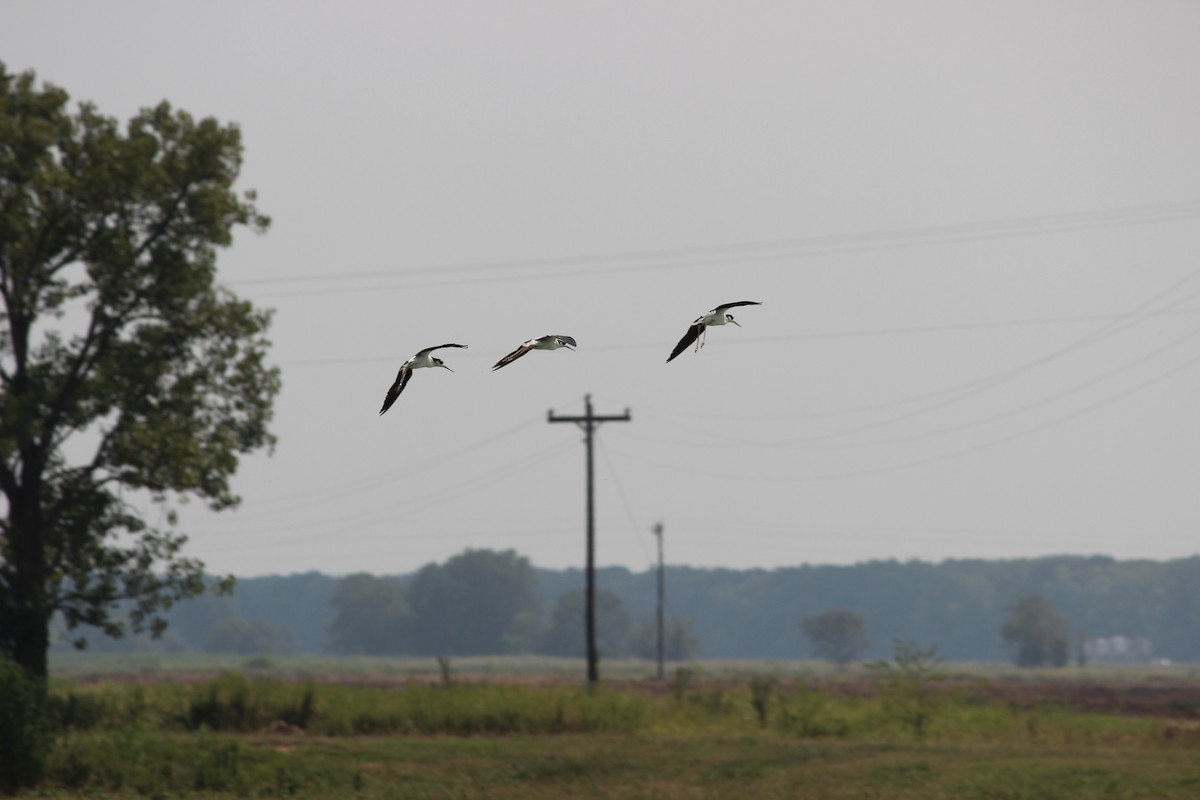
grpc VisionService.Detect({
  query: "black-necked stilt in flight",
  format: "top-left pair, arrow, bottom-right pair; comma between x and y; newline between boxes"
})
491,335 -> 577,371
666,301 -> 762,363
379,343 -> 467,414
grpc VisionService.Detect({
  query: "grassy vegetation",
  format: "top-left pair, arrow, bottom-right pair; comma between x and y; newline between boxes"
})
19,660 -> 1200,798
48,650 -> 1200,683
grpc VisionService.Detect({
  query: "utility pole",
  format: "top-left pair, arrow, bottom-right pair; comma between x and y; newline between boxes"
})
548,394 -> 631,685
653,522 -> 665,681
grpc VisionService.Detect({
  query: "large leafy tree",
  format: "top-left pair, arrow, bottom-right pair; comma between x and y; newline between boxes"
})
325,573 -> 411,655
540,587 -> 631,658
0,66 -> 279,678
408,549 -> 541,656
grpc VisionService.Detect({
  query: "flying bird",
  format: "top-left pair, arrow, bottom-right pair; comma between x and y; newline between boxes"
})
491,335 -> 577,371
666,301 -> 762,363
379,343 -> 468,414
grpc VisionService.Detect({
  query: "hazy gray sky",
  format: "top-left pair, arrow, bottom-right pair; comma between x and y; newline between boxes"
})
5,1 -> 1199,577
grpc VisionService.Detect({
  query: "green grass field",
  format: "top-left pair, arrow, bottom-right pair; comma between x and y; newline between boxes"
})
21,656 -> 1200,798
38,731 -> 1200,799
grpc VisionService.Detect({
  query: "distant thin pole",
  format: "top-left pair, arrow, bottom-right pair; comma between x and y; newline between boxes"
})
653,522 -> 665,681
548,394 -> 631,685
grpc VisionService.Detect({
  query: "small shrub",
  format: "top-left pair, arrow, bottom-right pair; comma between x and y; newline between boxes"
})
184,673 -> 263,732
749,675 -> 776,728
778,681 -> 851,738
867,639 -> 944,740
278,683 -> 317,730
671,666 -> 695,703
436,656 -> 454,686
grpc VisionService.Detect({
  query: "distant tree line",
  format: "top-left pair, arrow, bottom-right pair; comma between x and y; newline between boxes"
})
802,596 -> 1073,669
52,552 -> 1200,664
325,550 -> 699,660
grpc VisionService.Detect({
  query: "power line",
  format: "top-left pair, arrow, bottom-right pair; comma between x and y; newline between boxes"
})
596,436 -> 654,567
606,346 -> 1200,484
791,323 -> 1200,450
191,440 -> 577,548
226,201 -> 1200,299
763,269 -> 1200,446
189,415 -> 544,520
275,306 -> 1200,368
626,268 -> 1200,433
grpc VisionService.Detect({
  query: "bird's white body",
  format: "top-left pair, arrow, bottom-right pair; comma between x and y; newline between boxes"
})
528,335 -> 573,351
379,343 -> 467,414
667,301 -> 761,362
406,350 -> 447,370
696,308 -> 736,327
492,335 -> 577,371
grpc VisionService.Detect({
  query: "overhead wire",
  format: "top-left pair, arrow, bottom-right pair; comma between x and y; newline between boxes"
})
187,414 -> 546,523
626,297 -> 1200,451
790,321 -> 1200,450
607,342 -> 1200,483
771,268 -> 1200,445
193,439 -> 577,549
185,389 -> 589,539
226,201 -> 1200,300
228,200 -> 1200,284
627,267 -> 1200,441
595,437 -> 654,568
276,306 -> 1200,369
191,203 -> 1200,568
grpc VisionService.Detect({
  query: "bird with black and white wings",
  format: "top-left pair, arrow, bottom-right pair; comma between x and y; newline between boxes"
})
666,301 -> 761,363
491,335 -> 577,371
379,343 -> 467,414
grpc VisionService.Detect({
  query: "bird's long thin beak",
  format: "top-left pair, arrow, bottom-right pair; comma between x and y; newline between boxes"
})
442,365 -> 455,372
730,319 -> 742,327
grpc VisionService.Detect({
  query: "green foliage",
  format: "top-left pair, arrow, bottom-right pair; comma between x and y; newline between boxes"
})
407,549 -> 542,655
540,587 -> 631,658
0,64 -> 278,677
48,556 -> 1200,663
23,672 -> 1194,798
35,729 -> 1195,799
1002,594 -> 1071,667
0,657 -> 52,794
801,609 -> 870,666
867,639 -> 945,739
748,674 -> 775,728
46,729 -> 335,796
325,573 -> 409,655
538,555 -> 1200,662
776,680 -> 852,738
182,673 -> 315,732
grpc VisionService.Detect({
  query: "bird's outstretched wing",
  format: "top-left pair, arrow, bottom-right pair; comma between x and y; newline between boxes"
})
492,343 -> 534,371
666,323 -> 703,363
416,342 -> 468,358
379,364 -> 412,415
715,300 -> 762,312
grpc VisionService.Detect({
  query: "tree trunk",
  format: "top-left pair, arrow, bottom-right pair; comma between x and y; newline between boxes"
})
9,599 -> 49,679
7,482 -> 50,679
